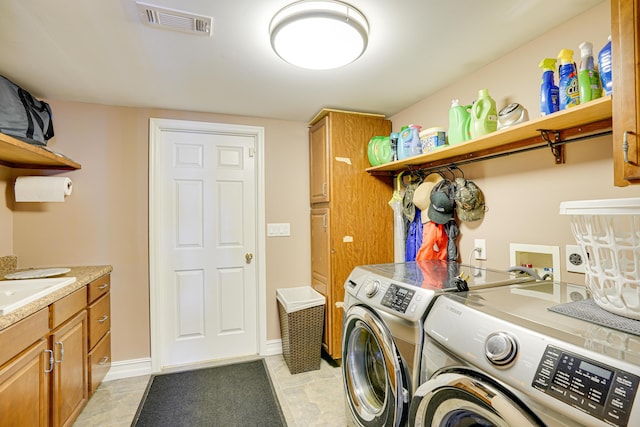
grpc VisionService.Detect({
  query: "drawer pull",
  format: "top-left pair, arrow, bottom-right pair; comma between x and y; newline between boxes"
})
55,342 -> 64,363
44,349 -> 54,373
97,315 -> 109,324
98,283 -> 109,290
98,356 -> 110,366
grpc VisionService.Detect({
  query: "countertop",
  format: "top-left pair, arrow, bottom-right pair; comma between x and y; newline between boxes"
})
0,265 -> 113,331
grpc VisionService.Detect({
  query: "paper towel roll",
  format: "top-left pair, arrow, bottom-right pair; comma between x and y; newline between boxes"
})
14,176 -> 73,202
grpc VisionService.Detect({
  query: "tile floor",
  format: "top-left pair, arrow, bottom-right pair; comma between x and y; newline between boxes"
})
72,354 -> 347,426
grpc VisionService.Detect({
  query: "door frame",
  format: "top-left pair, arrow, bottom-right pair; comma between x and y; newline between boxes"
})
148,118 -> 266,373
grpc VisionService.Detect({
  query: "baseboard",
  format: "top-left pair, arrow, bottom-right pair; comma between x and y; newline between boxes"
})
102,341 -> 282,381
103,357 -> 153,382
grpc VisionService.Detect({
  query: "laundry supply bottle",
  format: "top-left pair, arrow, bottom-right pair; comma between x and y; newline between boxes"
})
598,35 -> 612,96
557,49 -> 580,109
538,58 -> 559,116
399,124 -> 422,158
447,99 -> 471,144
470,89 -> 498,139
578,41 -> 602,103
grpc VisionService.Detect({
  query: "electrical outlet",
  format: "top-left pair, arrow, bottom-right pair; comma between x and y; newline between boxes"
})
566,244 -> 586,273
474,238 -> 487,260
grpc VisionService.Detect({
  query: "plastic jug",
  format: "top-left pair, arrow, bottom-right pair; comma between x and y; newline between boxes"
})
598,36 -> 612,96
578,41 -> 602,103
470,89 -> 498,139
447,100 -> 471,144
557,48 -> 580,109
398,125 -> 422,159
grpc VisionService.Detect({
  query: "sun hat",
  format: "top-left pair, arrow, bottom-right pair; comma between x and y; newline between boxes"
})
454,177 -> 486,222
412,173 -> 443,223
428,179 -> 455,224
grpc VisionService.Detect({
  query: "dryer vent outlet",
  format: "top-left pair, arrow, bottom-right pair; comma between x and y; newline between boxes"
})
136,1 -> 213,36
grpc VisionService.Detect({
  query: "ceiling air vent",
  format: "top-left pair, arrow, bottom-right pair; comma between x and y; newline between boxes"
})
136,2 -> 213,36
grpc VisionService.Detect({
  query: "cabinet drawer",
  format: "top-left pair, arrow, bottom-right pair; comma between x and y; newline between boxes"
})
88,331 -> 111,396
87,274 -> 110,304
88,293 -> 110,349
0,308 -> 48,367
50,287 -> 87,330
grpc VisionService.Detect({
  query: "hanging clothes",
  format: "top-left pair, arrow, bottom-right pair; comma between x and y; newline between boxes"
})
416,221 -> 448,261
405,209 -> 423,261
444,221 -> 460,262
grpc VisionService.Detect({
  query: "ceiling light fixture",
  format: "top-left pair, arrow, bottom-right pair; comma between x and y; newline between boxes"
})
269,0 -> 369,70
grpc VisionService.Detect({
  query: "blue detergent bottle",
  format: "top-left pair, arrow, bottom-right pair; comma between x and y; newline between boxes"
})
538,58 -> 559,115
557,49 -> 580,109
598,35 -> 612,96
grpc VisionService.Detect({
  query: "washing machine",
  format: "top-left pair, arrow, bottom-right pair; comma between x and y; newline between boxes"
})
341,260 -> 531,427
410,280 -> 640,426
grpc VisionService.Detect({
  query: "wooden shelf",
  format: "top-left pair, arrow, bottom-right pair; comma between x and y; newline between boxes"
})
0,132 -> 81,170
367,95 -> 612,175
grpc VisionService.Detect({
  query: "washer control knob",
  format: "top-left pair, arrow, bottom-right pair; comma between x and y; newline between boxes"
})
485,332 -> 518,366
364,280 -> 380,298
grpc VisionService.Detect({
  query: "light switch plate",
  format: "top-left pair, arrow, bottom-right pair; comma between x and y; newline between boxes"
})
267,223 -> 291,237
566,244 -> 586,274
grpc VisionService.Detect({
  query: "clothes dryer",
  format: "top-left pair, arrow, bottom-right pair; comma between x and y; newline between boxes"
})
342,261 -> 530,427
410,281 -> 640,426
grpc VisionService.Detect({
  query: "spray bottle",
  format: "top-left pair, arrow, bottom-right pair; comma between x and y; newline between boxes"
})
557,49 -> 580,110
538,58 -> 559,116
578,41 -> 602,103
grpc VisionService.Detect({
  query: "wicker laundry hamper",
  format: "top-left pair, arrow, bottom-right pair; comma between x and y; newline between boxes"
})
276,287 -> 325,374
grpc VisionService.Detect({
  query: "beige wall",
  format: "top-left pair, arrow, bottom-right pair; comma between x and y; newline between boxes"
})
391,1 -> 640,284
5,102 -> 310,362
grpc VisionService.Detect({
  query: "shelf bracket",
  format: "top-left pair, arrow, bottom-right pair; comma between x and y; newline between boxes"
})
539,129 -> 564,164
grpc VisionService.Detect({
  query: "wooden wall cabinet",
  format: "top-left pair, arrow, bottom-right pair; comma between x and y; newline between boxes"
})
308,109 -> 394,360
612,0 -> 640,186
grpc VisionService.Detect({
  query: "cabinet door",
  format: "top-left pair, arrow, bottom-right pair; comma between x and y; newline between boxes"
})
50,310 -> 88,427
309,116 -> 330,203
612,0 -> 640,185
311,208 -> 332,353
0,339 -> 49,427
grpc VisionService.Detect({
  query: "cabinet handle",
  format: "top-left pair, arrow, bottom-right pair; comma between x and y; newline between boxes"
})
98,356 -> 110,366
623,131 -> 637,165
44,349 -> 54,373
322,214 -> 328,230
322,182 -> 327,197
98,283 -> 109,290
98,315 -> 109,324
55,342 -> 64,363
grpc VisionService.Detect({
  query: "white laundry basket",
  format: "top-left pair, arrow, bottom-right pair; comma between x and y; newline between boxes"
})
560,198 -> 640,319
276,287 -> 325,374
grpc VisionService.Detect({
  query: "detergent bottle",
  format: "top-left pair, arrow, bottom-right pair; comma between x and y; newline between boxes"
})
470,89 -> 498,139
398,125 -> 422,159
598,35 -> 612,96
578,41 -> 602,103
447,99 -> 471,144
557,49 -> 580,109
538,58 -> 559,116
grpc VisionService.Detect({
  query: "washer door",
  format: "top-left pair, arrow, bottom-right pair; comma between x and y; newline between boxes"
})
342,305 -> 409,427
410,369 -> 544,427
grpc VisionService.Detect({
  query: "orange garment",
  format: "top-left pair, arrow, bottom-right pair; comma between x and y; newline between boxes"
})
416,221 -> 448,261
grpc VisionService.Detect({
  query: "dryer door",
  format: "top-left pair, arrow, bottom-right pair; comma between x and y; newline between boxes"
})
342,305 -> 409,427
409,368 -> 544,427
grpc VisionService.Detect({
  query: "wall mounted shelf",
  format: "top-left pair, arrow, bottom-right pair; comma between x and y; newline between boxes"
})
366,95 -> 612,175
0,132 -> 81,170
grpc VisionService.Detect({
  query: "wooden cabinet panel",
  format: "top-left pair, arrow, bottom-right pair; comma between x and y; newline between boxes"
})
0,308 -> 48,367
308,109 -> 394,360
87,275 -> 110,304
0,339 -> 49,427
50,310 -> 88,427
88,331 -> 111,395
612,0 -> 640,185
50,287 -> 87,330
309,116 -> 330,204
88,293 -> 110,350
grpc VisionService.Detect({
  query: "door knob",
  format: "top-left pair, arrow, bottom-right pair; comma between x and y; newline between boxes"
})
245,253 -> 254,264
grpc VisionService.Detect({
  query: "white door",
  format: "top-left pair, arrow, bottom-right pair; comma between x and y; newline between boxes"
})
149,118 -> 265,370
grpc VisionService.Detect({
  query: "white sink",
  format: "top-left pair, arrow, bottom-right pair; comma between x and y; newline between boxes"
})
0,277 -> 77,315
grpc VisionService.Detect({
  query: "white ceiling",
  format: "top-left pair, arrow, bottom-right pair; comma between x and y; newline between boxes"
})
0,0 -> 604,122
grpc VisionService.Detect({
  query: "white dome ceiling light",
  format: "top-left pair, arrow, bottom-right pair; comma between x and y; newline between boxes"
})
269,0 -> 369,70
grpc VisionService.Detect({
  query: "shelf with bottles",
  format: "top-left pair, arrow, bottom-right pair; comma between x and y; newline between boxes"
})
0,132 -> 81,170
366,95 -> 612,175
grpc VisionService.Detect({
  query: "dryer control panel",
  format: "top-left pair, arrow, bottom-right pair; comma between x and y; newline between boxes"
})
355,276 -> 432,322
532,345 -> 639,427
381,283 -> 415,313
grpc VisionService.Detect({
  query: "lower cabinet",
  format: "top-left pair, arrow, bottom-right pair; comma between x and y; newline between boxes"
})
0,272 -> 111,426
